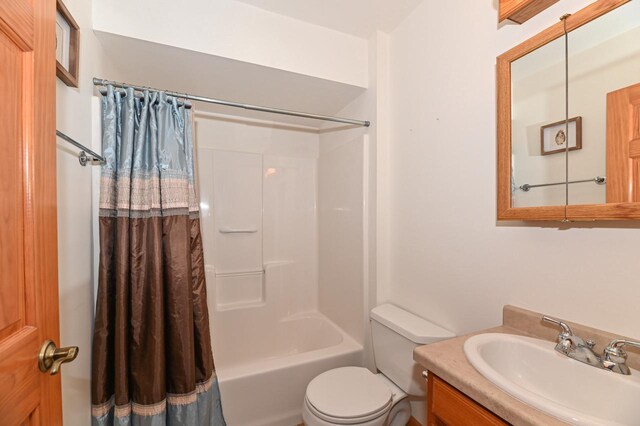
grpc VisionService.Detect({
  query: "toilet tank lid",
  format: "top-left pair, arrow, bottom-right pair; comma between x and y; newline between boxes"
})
370,304 -> 455,344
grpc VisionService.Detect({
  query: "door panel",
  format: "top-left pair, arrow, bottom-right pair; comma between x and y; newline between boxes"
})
0,329 -> 40,425
606,82 -> 640,203
0,0 -> 34,51
0,29 -> 26,343
0,0 -> 62,424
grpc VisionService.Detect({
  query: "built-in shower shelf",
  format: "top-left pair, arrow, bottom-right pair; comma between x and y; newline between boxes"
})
206,265 -> 266,311
216,299 -> 267,312
219,227 -> 258,234
216,269 -> 264,277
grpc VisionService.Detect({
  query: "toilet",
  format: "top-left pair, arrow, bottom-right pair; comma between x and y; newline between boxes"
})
302,304 -> 455,426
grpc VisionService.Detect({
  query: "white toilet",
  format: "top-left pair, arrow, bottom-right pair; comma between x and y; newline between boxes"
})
302,304 -> 455,426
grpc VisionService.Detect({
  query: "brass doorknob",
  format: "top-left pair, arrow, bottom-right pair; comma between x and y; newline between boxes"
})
38,340 -> 79,375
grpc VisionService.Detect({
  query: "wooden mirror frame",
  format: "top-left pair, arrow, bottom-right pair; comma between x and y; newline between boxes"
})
497,0 -> 640,221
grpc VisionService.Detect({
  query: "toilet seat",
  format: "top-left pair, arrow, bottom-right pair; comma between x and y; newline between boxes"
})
305,367 -> 393,424
304,395 -> 392,425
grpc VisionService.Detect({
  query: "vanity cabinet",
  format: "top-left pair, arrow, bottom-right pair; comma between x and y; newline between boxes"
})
426,373 -> 508,426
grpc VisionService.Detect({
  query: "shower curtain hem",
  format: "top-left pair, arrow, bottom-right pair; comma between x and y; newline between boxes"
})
91,374 -> 224,425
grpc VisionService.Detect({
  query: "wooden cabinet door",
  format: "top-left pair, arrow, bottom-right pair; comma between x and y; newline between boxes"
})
607,82 -> 640,203
427,373 -> 508,426
0,0 -> 63,424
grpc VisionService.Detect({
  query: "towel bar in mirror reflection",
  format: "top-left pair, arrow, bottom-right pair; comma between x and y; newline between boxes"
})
519,176 -> 606,192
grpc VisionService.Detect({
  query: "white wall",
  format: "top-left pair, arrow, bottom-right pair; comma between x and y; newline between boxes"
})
318,138 -> 366,341
93,0 -> 368,88
317,31 -> 388,371
383,0 -> 640,350
56,1 -> 122,426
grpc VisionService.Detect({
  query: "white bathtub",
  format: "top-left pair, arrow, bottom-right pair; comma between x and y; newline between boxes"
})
212,312 -> 363,426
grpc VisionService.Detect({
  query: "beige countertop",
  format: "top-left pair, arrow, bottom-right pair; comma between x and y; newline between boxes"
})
414,325 -> 567,425
413,305 -> 640,426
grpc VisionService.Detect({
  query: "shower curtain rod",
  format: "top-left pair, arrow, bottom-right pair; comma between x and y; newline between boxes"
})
93,78 -> 371,128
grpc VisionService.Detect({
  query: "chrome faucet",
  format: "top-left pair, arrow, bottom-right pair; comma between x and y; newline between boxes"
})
542,316 -> 601,368
542,315 -> 640,375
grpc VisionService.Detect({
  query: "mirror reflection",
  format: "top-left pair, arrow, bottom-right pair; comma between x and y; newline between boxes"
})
511,1 -> 640,208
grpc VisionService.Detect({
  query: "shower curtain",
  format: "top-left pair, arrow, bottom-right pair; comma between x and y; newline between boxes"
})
91,85 -> 226,426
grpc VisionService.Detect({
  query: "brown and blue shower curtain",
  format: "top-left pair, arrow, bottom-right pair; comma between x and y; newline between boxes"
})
91,85 -> 225,426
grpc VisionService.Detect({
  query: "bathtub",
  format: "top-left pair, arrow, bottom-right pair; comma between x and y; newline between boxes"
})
212,312 -> 363,426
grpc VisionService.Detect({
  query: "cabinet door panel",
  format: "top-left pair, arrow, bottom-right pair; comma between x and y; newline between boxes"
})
427,374 -> 508,426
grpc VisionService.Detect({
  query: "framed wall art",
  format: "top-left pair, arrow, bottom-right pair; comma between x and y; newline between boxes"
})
540,116 -> 582,156
56,0 -> 79,88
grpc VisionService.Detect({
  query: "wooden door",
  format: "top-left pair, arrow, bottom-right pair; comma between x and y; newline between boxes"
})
0,0 -> 63,424
606,82 -> 640,203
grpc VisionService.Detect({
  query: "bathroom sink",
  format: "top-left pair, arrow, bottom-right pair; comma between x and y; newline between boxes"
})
463,333 -> 640,426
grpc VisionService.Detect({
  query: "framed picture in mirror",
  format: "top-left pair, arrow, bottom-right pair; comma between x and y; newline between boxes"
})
56,0 -> 79,88
540,117 -> 582,156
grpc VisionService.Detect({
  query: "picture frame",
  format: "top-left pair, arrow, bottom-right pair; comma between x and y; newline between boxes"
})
540,116 -> 582,156
56,0 -> 79,88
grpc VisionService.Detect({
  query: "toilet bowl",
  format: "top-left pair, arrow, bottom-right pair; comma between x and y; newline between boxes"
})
302,304 -> 455,426
302,367 -> 410,426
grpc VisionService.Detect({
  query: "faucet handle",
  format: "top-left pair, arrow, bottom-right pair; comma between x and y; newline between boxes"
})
602,339 -> 640,375
542,316 -> 574,339
604,339 -> 640,357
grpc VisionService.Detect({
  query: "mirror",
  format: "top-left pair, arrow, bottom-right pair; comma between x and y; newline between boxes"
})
498,0 -> 640,220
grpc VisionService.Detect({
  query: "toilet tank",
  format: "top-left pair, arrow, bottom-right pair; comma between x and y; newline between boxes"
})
370,304 -> 455,396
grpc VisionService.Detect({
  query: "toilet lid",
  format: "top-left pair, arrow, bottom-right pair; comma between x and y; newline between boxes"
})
306,367 -> 392,422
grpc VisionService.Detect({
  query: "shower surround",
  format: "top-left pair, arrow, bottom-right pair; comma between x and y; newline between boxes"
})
195,114 -> 368,425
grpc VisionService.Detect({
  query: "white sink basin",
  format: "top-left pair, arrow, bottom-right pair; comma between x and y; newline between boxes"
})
464,333 -> 640,426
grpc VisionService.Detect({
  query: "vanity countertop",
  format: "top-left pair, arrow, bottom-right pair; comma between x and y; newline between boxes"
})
414,325 -> 567,426
414,305 -> 640,426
